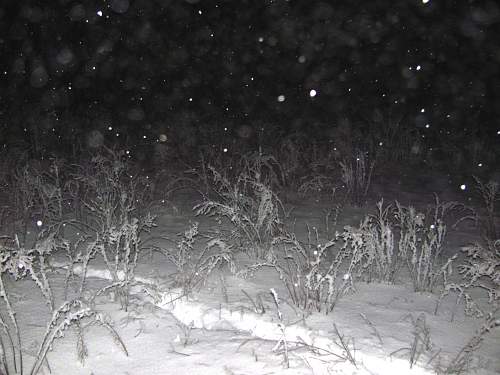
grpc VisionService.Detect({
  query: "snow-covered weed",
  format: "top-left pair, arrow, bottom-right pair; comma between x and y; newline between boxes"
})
343,198 -> 463,291
34,158 -> 66,225
269,289 -> 358,369
391,313 -> 432,369
0,233 -> 61,311
64,216 -> 156,311
298,174 -> 339,201
30,299 -> 127,375
0,233 -> 58,375
240,150 -> 286,189
269,288 -> 290,368
438,311 -> 499,374
7,158 -> 71,241
343,199 -> 399,283
103,215 -> 156,309
0,234 -> 126,375
241,289 -> 266,314
275,229 -> 352,312
74,149 -> 153,229
436,239 -> 499,320
71,150 -> 157,309
10,163 -> 45,240
241,227 -> 359,313
194,166 -> 284,259
159,222 -> 236,294
395,197 -> 459,293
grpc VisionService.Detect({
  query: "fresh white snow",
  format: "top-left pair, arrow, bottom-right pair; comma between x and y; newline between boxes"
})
2,188 -> 499,375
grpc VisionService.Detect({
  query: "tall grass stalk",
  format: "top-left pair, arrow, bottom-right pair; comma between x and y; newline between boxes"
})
339,151 -> 374,207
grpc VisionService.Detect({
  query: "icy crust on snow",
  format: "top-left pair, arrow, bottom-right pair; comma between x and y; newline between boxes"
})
56,261 -> 436,374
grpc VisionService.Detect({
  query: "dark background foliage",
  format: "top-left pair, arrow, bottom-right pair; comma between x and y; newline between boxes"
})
0,0 -> 499,166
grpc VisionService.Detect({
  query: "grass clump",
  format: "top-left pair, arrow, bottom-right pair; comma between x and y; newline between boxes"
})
194,165 -> 285,260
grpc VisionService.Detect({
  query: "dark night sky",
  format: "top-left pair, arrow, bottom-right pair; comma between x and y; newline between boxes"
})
0,0 -> 499,161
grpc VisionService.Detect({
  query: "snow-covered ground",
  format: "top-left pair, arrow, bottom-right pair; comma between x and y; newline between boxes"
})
2,178 -> 499,375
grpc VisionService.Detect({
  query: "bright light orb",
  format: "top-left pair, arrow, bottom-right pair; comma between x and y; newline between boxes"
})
309,89 -> 317,97
277,94 -> 285,102
36,220 -> 43,227
460,184 -> 466,191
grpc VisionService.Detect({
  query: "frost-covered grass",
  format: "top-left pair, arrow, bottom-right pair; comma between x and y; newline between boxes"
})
0,150 -> 498,374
